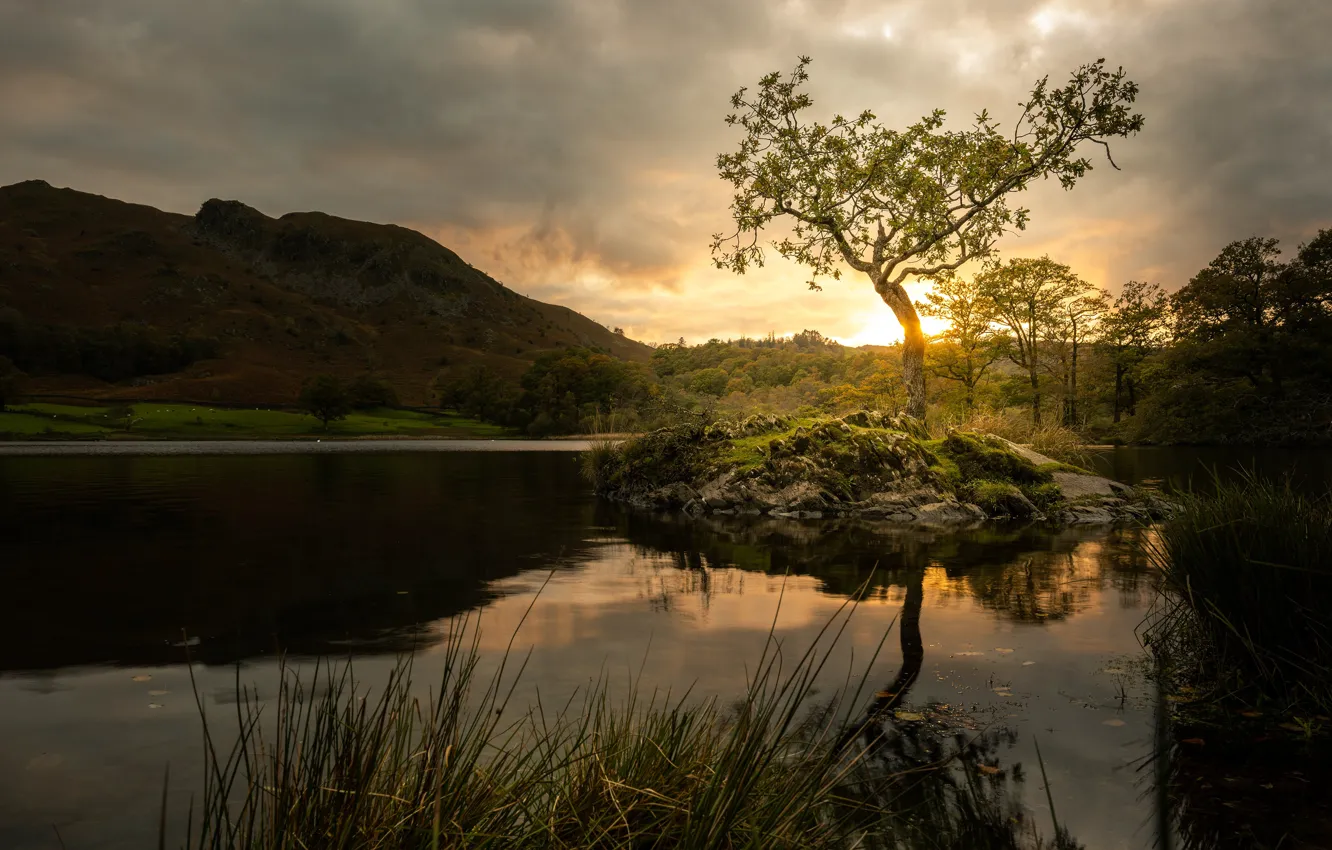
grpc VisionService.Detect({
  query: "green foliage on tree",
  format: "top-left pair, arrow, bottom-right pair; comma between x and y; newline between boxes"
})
519,347 -> 659,436
348,374 -> 399,410
0,309 -> 218,382
1133,231 -> 1332,443
1099,281 -> 1168,422
1043,287 -> 1109,427
438,348 -> 659,436
917,273 -> 1003,411
712,56 -> 1143,420
689,367 -> 730,397
299,375 -> 353,430
437,365 -> 521,424
976,257 -> 1094,425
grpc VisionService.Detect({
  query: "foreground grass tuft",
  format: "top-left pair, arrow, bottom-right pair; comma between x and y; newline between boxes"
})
1143,472 -> 1332,714
182,602 -> 902,850
177,598 -> 1084,849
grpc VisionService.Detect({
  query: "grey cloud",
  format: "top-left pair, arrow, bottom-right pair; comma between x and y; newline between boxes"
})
1,0 -> 1329,340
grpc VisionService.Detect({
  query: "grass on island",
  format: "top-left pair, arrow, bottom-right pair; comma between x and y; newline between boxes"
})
0,402 -> 511,440
583,413 -> 1094,518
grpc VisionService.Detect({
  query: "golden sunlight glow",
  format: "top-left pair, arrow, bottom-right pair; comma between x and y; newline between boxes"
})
841,311 -> 949,347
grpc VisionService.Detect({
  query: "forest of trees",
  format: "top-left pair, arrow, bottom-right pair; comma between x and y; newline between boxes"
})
0,308 -> 219,383
439,230 -> 1331,445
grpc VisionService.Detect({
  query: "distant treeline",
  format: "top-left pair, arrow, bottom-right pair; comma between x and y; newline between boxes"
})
0,309 -> 219,382
439,231 -> 1332,444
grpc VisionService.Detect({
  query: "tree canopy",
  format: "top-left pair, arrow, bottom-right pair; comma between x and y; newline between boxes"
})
712,56 -> 1143,420
916,273 -> 1002,411
976,257 -> 1091,425
300,375 -> 353,430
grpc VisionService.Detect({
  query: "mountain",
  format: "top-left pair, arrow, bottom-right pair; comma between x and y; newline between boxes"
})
0,180 -> 651,405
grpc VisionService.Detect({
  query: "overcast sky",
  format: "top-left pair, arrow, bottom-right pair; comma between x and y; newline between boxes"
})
2,0 -> 1328,344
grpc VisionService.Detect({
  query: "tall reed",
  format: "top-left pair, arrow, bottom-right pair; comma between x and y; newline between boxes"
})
1141,472 -> 1332,712
580,410 -> 625,490
177,596 -> 910,849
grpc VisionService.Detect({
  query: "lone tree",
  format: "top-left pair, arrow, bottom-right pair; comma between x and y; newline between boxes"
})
712,57 -> 1143,420
299,375 -> 353,430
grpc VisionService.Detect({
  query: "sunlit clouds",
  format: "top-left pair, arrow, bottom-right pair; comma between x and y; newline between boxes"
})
1,0 -> 1328,346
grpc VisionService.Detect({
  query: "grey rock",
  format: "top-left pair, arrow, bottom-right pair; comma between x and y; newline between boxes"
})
1052,471 -> 1129,499
975,484 -> 1041,519
913,501 -> 986,527
1064,505 -> 1115,524
653,482 -> 700,507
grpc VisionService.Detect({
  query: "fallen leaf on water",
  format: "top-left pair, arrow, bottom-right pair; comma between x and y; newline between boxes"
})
1103,719 -> 1126,727
978,764 -> 1001,775
1022,661 -> 1036,666
148,703 -> 163,709
954,651 -> 983,657
894,710 -> 925,722
1238,710 -> 1263,718
148,690 -> 168,696
994,648 -> 1014,654
131,675 -> 151,682
1278,722 -> 1306,732
1180,738 -> 1206,746
1166,695 -> 1196,703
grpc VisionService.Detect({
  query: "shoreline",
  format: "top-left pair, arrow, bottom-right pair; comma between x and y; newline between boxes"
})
0,437 -> 591,455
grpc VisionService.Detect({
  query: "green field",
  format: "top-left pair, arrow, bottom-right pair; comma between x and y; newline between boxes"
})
0,402 -> 512,440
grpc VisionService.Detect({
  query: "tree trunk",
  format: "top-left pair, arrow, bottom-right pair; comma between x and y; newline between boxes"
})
876,280 -> 927,421
901,322 -> 927,421
834,569 -> 926,757
1030,366 -> 1041,426
1127,375 -> 1137,416
862,569 -> 925,716
1113,365 -> 1124,423
1069,338 -> 1079,426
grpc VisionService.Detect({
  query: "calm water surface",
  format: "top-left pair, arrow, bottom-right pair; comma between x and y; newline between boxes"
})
0,445 -> 1325,849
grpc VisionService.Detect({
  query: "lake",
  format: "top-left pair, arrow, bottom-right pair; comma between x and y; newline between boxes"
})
0,443 -> 1323,849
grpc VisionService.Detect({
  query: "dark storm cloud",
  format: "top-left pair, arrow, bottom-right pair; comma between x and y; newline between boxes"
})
1,0 -> 1329,340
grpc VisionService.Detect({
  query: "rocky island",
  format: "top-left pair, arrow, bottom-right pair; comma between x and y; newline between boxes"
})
588,412 -> 1171,526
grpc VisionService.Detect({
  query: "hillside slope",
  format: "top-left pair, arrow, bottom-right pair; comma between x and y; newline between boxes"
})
0,180 -> 650,405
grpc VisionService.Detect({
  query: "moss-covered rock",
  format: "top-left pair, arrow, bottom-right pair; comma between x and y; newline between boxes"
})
592,411 -> 1167,526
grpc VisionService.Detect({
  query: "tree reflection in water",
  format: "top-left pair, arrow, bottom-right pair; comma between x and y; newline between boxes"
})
600,508 -> 1157,848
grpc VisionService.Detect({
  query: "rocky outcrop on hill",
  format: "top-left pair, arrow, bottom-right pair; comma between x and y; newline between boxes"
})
590,412 -> 1172,527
